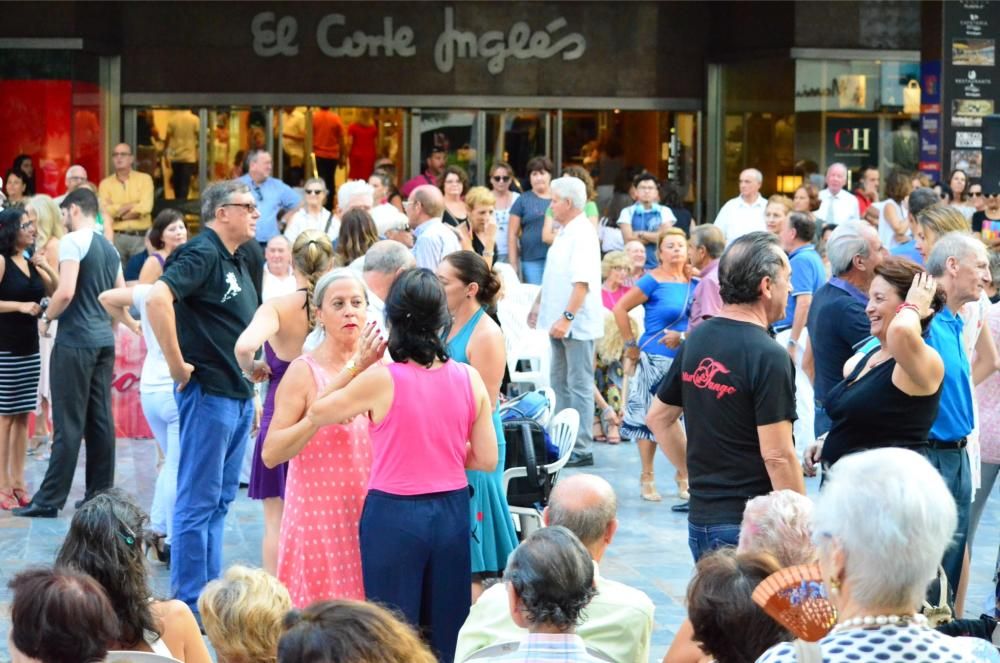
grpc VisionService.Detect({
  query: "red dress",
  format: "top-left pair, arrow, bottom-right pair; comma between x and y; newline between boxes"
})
347,122 -> 378,181
277,354 -> 372,608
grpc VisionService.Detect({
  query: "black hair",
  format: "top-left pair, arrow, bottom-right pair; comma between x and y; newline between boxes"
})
55,488 -> 160,648
633,172 -> 658,188
718,232 -> 786,305
525,156 -> 554,176
11,154 -> 35,193
908,187 -> 940,219
0,207 -> 27,257
4,167 -> 27,193
659,180 -> 684,207
384,268 -> 450,367
60,188 -> 100,218
787,211 -> 817,243
443,250 -> 502,307
148,208 -> 185,250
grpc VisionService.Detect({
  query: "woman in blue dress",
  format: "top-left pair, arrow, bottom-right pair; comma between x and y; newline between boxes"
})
436,251 -> 518,601
613,227 -> 696,503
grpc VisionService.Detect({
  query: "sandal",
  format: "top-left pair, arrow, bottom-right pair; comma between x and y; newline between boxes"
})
592,416 -> 607,443
606,422 -> 622,444
640,472 -> 662,502
676,476 -> 690,500
12,488 -> 30,507
0,490 -> 19,511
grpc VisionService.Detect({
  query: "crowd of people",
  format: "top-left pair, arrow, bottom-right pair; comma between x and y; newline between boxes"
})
1,147 -> 1000,662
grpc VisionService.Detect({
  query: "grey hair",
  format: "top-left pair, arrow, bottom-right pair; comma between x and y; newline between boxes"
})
908,187 -> 939,220
266,235 -> 291,249
363,240 -> 415,274
546,477 -> 617,547
504,526 -> 596,631
825,222 -> 872,276
246,148 -> 269,167
989,248 -> 1000,286
312,267 -> 367,309
926,231 -> 985,278
827,162 -> 848,176
742,168 -> 763,185
738,490 -> 815,567
337,179 -> 375,210
550,176 -> 586,211
201,180 -> 250,225
691,225 -> 725,259
303,177 -> 326,192
812,448 -> 957,610
718,232 -> 786,305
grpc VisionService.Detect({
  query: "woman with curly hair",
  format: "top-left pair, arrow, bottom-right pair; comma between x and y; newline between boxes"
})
199,565 -> 291,663
278,600 -> 436,663
234,229 -> 334,575
55,489 -> 210,662
439,164 -> 471,228
334,207 -> 379,270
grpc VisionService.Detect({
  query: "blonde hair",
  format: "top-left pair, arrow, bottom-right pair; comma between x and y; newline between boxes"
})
464,185 -> 496,210
767,194 -> 794,214
26,194 -> 64,244
916,205 -> 971,236
198,565 -> 291,663
597,309 -> 642,364
601,250 -> 632,280
292,229 -> 335,326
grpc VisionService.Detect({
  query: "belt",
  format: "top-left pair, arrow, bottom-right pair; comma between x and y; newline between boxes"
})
116,229 -> 147,236
927,437 -> 968,449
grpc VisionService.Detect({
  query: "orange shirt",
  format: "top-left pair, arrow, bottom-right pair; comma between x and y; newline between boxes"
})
312,110 -> 344,160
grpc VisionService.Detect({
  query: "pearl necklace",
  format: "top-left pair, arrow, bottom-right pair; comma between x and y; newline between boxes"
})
831,613 -> 929,632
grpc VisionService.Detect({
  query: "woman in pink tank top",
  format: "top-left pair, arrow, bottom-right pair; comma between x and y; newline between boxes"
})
303,269 -> 497,663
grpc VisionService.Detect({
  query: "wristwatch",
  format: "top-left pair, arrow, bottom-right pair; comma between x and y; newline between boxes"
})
562,310 -> 575,321
624,339 -> 638,349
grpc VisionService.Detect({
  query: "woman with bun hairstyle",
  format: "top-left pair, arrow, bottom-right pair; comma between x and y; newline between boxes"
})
437,250 -> 516,601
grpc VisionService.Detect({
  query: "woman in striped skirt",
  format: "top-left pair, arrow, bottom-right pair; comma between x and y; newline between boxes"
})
0,208 -> 57,509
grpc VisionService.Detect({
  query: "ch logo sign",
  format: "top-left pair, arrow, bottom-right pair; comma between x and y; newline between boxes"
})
833,127 -> 871,152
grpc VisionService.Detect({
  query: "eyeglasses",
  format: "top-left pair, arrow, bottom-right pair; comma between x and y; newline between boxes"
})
67,176 -> 86,182
222,202 -> 258,213
305,189 -> 324,195
112,151 -> 131,157
19,221 -> 33,230
491,175 -> 511,182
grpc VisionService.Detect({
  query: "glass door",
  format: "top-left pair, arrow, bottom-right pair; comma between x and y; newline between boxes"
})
412,110 -> 480,184
485,110 -> 550,186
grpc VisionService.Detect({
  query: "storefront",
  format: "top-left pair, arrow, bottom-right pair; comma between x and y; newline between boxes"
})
1,1 -> 932,222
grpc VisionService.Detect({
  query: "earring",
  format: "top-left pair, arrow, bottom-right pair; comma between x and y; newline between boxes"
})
828,577 -> 841,596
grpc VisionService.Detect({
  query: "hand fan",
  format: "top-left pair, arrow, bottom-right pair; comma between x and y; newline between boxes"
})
752,563 -> 838,642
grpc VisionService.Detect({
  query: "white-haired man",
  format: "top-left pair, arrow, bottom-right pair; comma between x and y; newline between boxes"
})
817,162 -> 861,225
529,176 -> 604,467
924,232 -> 992,593
714,168 -> 767,244
55,164 -> 88,204
334,178 -> 405,240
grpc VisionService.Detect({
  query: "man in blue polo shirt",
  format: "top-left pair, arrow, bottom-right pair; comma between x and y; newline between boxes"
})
924,232 -> 991,592
774,212 -> 826,455
617,173 -> 676,270
804,222 -> 886,436
239,149 -> 301,244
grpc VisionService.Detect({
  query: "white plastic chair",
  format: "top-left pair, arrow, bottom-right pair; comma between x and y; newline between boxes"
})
497,283 -> 550,391
538,386 -> 556,426
105,652 -> 181,663
493,261 -> 520,290
502,408 -> 580,536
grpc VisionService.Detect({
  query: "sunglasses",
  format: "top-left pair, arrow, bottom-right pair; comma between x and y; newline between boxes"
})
969,192 -> 984,197
491,175 -> 511,182
305,189 -> 324,195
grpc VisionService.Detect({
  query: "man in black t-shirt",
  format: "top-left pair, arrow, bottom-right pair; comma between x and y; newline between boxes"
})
146,180 -> 260,618
647,232 -> 805,561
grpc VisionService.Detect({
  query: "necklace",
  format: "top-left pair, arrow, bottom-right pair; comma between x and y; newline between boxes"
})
831,613 -> 928,632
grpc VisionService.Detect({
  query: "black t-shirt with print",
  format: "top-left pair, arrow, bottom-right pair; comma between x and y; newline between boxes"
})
161,228 -> 258,400
657,317 -> 796,525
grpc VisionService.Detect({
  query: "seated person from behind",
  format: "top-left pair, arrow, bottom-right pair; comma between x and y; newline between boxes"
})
457,474 -> 655,663
199,564 -> 292,663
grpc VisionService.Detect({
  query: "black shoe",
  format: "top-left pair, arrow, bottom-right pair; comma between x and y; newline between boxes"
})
670,501 -> 690,513
12,502 -> 58,518
565,452 -> 594,468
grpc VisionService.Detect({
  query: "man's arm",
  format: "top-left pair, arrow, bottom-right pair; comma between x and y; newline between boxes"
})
45,260 -> 79,320
98,179 -> 123,220
549,282 -> 588,339
146,280 -> 193,389
758,420 -> 805,494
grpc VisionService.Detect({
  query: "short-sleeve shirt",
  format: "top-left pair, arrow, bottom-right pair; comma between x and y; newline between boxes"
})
56,229 -> 122,349
807,279 -> 871,402
775,244 -> 826,331
538,214 -> 604,340
657,317 -> 796,525
616,203 -> 677,269
238,175 -> 302,243
758,625 -> 1000,663
635,275 -> 695,358
412,218 -> 461,271
160,227 -> 259,400
927,307 -> 975,442
509,191 -> 552,262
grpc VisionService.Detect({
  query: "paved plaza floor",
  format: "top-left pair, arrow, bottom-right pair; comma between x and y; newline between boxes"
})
1,436 -> 998,662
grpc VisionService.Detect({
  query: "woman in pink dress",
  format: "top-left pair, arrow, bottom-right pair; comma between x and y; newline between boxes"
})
262,268 -> 384,607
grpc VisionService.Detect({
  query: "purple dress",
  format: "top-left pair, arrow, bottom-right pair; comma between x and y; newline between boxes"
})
248,342 -> 291,500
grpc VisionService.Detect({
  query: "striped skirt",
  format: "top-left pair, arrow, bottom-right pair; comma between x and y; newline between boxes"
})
0,351 -> 41,415
620,351 -> 673,441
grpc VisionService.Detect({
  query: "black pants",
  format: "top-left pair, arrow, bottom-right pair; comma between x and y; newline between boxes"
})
171,161 -> 197,200
315,157 -> 339,210
32,344 -> 116,509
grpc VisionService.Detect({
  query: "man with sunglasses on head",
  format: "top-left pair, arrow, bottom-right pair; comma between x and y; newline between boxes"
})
238,149 -> 301,246
98,143 -> 154,265
145,180 -> 262,622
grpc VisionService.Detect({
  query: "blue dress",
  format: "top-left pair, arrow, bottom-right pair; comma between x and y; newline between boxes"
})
446,307 -> 519,575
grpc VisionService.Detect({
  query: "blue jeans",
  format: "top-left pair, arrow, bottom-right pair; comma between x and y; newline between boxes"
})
688,522 -> 741,562
171,381 -> 253,616
521,259 -> 546,285
925,444 -> 972,592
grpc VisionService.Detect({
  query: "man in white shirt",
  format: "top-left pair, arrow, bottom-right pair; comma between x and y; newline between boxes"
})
529,177 -> 604,467
260,235 -> 297,302
55,165 -> 88,204
714,168 -> 767,244
456,474 -> 654,663
817,162 -> 861,225
361,240 -> 415,335
403,185 -> 460,270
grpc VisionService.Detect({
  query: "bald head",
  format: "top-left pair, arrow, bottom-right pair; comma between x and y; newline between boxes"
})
544,474 -> 617,554
409,185 -> 444,222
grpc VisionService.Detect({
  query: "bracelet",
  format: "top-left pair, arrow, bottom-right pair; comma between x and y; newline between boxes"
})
624,339 -> 638,349
896,302 -> 920,315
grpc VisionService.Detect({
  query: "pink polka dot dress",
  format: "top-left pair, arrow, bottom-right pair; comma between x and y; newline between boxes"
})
277,354 -> 372,608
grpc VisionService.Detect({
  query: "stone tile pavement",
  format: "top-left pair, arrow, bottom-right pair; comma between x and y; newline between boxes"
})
1,437 -> 997,662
